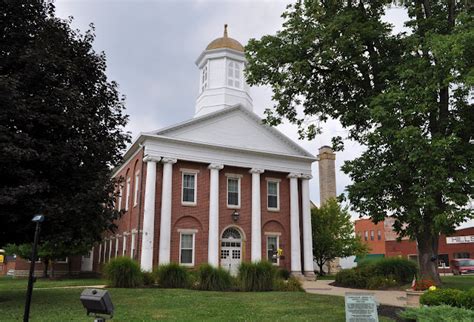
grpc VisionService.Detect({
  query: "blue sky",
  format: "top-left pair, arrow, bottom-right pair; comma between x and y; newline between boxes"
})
54,1 -> 472,227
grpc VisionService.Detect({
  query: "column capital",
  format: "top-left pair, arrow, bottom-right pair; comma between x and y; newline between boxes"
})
208,163 -> 224,170
162,157 -> 177,164
143,155 -> 161,163
249,168 -> 265,174
287,172 -> 300,179
300,174 -> 313,180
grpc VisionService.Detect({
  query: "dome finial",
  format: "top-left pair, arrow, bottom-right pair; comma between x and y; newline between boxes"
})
224,24 -> 228,38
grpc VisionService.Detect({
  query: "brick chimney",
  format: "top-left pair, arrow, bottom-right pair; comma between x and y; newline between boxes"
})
317,145 -> 336,206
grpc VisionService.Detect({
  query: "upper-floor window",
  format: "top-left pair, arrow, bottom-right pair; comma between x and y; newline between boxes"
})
227,60 -> 241,88
133,172 -> 140,207
182,172 -> 197,205
364,231 -> 368,241
377,230 -> 382,241
227,177 -> 241,208
125,178 -> 131,211
201,65 -> 208,92
267,180 -> 280,211
370,230 -> 374,241
117,186 -> 123,210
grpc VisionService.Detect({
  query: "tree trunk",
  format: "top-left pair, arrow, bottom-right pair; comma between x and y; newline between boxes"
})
417,231 -> 442,285
42,259 -> 49,278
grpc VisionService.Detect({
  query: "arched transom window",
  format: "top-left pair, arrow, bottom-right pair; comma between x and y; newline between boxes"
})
222,227 -> 242,240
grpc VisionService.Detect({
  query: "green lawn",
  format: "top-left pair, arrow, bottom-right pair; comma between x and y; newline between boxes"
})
440,275 -> 474,290
0,278 -> 394,321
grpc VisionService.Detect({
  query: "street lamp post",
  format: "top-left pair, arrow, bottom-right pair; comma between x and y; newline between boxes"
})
23,215 -> 45,322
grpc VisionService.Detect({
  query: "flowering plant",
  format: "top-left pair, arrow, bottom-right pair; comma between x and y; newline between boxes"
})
412,279 -> 435,291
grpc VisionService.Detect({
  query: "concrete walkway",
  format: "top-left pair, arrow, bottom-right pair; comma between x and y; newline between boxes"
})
303,280 -> 408,307
36,285 -> 106,290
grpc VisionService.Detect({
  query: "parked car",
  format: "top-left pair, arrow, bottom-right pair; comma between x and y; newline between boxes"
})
450,258 -> 474,275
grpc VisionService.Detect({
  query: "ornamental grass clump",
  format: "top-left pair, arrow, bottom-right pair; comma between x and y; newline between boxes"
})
197,263 -> 232,291
238,261 -> 276,291
104,257 -> 143,288
154,263 -> 190,289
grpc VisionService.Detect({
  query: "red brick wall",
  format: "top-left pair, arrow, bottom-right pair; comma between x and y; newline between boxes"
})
355,219 -> 386,254
100,158 -> 294,271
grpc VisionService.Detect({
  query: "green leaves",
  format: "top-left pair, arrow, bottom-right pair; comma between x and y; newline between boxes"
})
0,2 -> 130,251
311,199 -> 368,274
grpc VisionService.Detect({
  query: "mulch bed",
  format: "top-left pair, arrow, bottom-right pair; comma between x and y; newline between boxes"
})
378,304 -> 406,321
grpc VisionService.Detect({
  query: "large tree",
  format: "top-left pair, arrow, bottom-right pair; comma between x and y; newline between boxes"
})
0,2 -> 129,253
312,199 -> 368,275
245,1 -> 473,283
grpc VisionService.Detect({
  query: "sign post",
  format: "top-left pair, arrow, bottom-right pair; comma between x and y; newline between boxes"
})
345,292 -> 379,322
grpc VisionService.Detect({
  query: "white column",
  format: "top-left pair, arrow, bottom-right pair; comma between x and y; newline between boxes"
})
250,168 -> 264,261
98,243 -> 102,264
301,175 -> 314,275
159,157 -> 177,265
288,173 -> 302,273
140,155 -> 161,271
108,238 -> 113,261
208,163 -> 224,266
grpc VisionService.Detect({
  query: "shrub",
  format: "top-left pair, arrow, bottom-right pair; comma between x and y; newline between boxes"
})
142,271 -> 155,286
460,288 -> 474,309
154,263 -> 190,289
104,257 -> 143,288
371,258 -> 418,284
366,275 -> 398,290
197,264 -> 232,291
421,288 -> 474,310
399,305 -> 474,322
277,268 -> 291,280
273,276 -> 303,292
238,261 -> 276,291
335,269 -> 368,288
421,288 -> 464,307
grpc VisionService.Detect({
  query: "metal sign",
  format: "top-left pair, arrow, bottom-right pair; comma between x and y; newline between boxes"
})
345,292 -> 379,322
446,235 -> 474,244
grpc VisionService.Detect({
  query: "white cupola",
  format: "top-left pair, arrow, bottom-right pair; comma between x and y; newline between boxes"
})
194,25 -> 253,117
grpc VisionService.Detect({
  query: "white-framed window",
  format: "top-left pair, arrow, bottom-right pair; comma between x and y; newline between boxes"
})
133,172 -> 140,207
377,230 -> 382,240
118,186 -> 123,210
181,172 -> 197,205
267,179 -> 280,211
131,230 -> 137,260
227,176 -> 241,208
438,254 -> 450,268
227,60 -> 241,88
201,65 -> 208,92
56,257 -> 68,263
364,231 -> 368,241
370,230 -> 374,241
179,232 -> 195,266
122,234 -> 127,256
408,254 -> 418,263
266,235 -> 279,265
125,177 -> 131,211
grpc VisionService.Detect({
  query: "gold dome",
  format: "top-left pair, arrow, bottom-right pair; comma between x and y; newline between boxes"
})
206,24 -> 244,52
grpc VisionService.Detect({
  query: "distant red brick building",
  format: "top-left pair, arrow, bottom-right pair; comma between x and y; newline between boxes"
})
355,218 -> 474,272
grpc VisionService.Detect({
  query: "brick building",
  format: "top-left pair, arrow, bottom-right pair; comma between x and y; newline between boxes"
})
87,27 -> 317,277
355,218 -> 474,272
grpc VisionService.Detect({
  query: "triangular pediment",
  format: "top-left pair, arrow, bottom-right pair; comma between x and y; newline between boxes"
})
151,106 -> 313,158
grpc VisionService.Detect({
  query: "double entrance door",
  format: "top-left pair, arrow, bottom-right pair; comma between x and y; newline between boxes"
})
220,227 -> 243,276
220,240 -> 241,276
